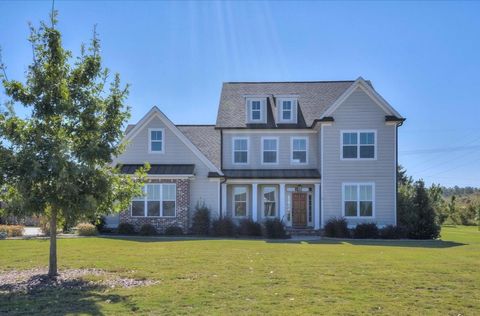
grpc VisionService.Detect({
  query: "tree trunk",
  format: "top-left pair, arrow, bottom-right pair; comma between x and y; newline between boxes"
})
48,208 -> 58,277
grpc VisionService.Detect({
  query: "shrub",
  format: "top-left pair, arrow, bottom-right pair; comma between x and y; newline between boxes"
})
211,218 -> 236,237
164,226 -> 183,236
0,232 -> 6,239
378,225 -> 407,239
353,223 -> 379,239
323,217 -> 350,238
118,222 -> 136,235
263,218 -> 288,239
76,223 -> 97,236
91,216 -> 107,233
237,219 -> 262,237
190,202 -> 210,235
139,224 -> 157,236
0,225 -> 24,237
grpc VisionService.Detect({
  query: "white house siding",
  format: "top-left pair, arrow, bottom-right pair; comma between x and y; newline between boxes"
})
113,115 -> 220,220
322,88 -> 396,227
222,131 -> 318,169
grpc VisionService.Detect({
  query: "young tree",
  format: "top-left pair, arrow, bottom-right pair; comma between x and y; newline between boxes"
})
0,12 -> 147,277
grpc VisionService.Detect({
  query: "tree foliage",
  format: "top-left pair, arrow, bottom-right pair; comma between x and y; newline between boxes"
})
0,11 -> 147,276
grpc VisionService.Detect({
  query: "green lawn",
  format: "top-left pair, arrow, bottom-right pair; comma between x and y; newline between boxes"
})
1,226 -> 479,315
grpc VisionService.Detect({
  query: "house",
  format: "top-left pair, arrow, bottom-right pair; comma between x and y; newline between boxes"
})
108,77 -> 405,233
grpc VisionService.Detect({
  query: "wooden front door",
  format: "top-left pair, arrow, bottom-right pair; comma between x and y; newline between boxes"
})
292,193 -> 307,227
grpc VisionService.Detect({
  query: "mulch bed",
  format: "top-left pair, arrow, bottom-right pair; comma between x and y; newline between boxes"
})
0,268 -> 159,294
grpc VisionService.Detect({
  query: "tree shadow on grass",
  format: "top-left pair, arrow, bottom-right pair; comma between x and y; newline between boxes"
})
0,275 -> 138,316
99,235 -> 466,249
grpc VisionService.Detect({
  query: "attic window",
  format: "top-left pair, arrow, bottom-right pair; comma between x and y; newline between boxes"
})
277,98 -> 297,123
246,98 -> 266,123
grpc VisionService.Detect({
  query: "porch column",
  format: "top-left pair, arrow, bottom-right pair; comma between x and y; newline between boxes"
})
279,183 -> 286,222
221,183 -> 227,219
314,183 -> 320,229
252,183 -> 258,221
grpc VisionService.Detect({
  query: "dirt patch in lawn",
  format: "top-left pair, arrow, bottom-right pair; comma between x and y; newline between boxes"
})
0,268 -> 159,294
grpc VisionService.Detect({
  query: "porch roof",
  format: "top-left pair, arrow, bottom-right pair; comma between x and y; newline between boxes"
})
209,169 -> 321,179
119,164 -> 195,175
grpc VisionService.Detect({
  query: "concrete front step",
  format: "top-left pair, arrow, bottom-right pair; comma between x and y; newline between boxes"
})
286,228 -> 321,236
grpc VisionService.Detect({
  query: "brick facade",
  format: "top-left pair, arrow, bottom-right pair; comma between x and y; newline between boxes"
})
119,178 -> 190,234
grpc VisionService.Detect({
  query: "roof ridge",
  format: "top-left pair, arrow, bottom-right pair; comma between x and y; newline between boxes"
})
176,124 -> 216,127
223,80 -> 356,84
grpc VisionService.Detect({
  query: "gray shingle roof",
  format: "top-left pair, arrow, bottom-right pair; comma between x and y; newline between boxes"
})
214,169 -> 321,179
120,164 -> 195,175
176,125 -> 221,168
215,81 -> 355,128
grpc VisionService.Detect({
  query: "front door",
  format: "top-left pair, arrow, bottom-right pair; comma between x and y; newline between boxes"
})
292,193 -> 307,227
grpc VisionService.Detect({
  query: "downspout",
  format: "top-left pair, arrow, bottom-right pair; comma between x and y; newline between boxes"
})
219,129 -> 226,218
395,123 -> 399,226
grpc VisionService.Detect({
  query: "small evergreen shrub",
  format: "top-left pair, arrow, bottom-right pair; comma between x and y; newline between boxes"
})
0,225 -> 24,237
263,218 -> 288,239
378,225 -> 406,239
91,216 -> 107,233
324,217 -> 350,238
237,219 -> 262,237
76,223 -> 97,236
118,222 -> 136,235
139,224 -> 157,236
164,225 -> 183,236
211,218 -> 236,237
190,202 -> 211,235
0,231 -> 6,239
353,223 -> 379,239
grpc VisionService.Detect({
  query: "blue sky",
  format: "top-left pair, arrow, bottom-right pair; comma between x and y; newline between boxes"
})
1,1 -> 479,187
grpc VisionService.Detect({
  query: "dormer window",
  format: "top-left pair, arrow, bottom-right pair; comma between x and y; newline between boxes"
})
277,97 -> 297,123
246,98 -> 266,123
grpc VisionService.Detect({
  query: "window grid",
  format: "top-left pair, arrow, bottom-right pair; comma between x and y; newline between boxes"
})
131,184 -> 176,217
343,183 -> 374,217
263,186 -> 277,217
233,186 -> 248,217
262,138 -> 278,164
149,129 -> 164,153
341,131 -> 376,159
292,137 -> 308,164
233,138 -> 248,164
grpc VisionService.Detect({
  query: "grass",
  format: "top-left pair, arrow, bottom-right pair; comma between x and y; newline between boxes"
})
1,226 -> 479,315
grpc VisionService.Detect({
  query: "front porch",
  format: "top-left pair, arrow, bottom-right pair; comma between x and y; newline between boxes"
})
221,180 -> 321,230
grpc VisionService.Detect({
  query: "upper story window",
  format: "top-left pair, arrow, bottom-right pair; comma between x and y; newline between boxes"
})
277,98 -> 297,123
246,98 -> 266,123
341,130 -> 376,160
149,128 -> 164,153
233,137 -> 249,164
291,137 -> 308,164
131,183 -> 176,217
262,137 -> 278,164
263,186 -> 277,217
343,183 -> 374,217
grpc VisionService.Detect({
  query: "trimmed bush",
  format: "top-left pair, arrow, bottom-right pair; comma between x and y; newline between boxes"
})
237,219 -> 262,237
139,224 -> 157,236
378,225 -> 407,239
211,218 -> 236,237
76,223 -> 97,236
263,218 -> 288,239
0,225 -> 24,237
0,232 -> 6,239
190,202 -> 211,235
324,217 -> 350,238
118,222 -> 136,235
165,226 -> 183,236
353,223 -> 379,239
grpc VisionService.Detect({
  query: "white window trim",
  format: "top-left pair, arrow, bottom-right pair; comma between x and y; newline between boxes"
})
232,185 -> 249,218
232,137 -> 249,165
148,128 -> 165,154
262,186 -> 277,218
246,98 -> 266,123
290,136 -> 309,165
342,182 -> 375,218
277,98 -> 297,124
261,136 -> 279,165
130,183 -> 177,218
340,130 -> 377,160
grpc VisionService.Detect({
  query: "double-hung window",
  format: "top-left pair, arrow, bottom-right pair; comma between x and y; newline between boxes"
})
233,186 -> 248,217
341,131 -> 376,159
149,128 -> 164,153
131,183 -> 176,217
282,101 -> 292,120
263,186 -> 277,217
233,138 -> 248,164
262,137 -> 278,164
343,183 -> 374,217
251,101 -> 261,121
291,137 -> 308,164
277,98 -> 297,123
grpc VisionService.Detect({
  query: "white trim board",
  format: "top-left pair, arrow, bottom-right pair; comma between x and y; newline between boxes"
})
122,106 -> 223,175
